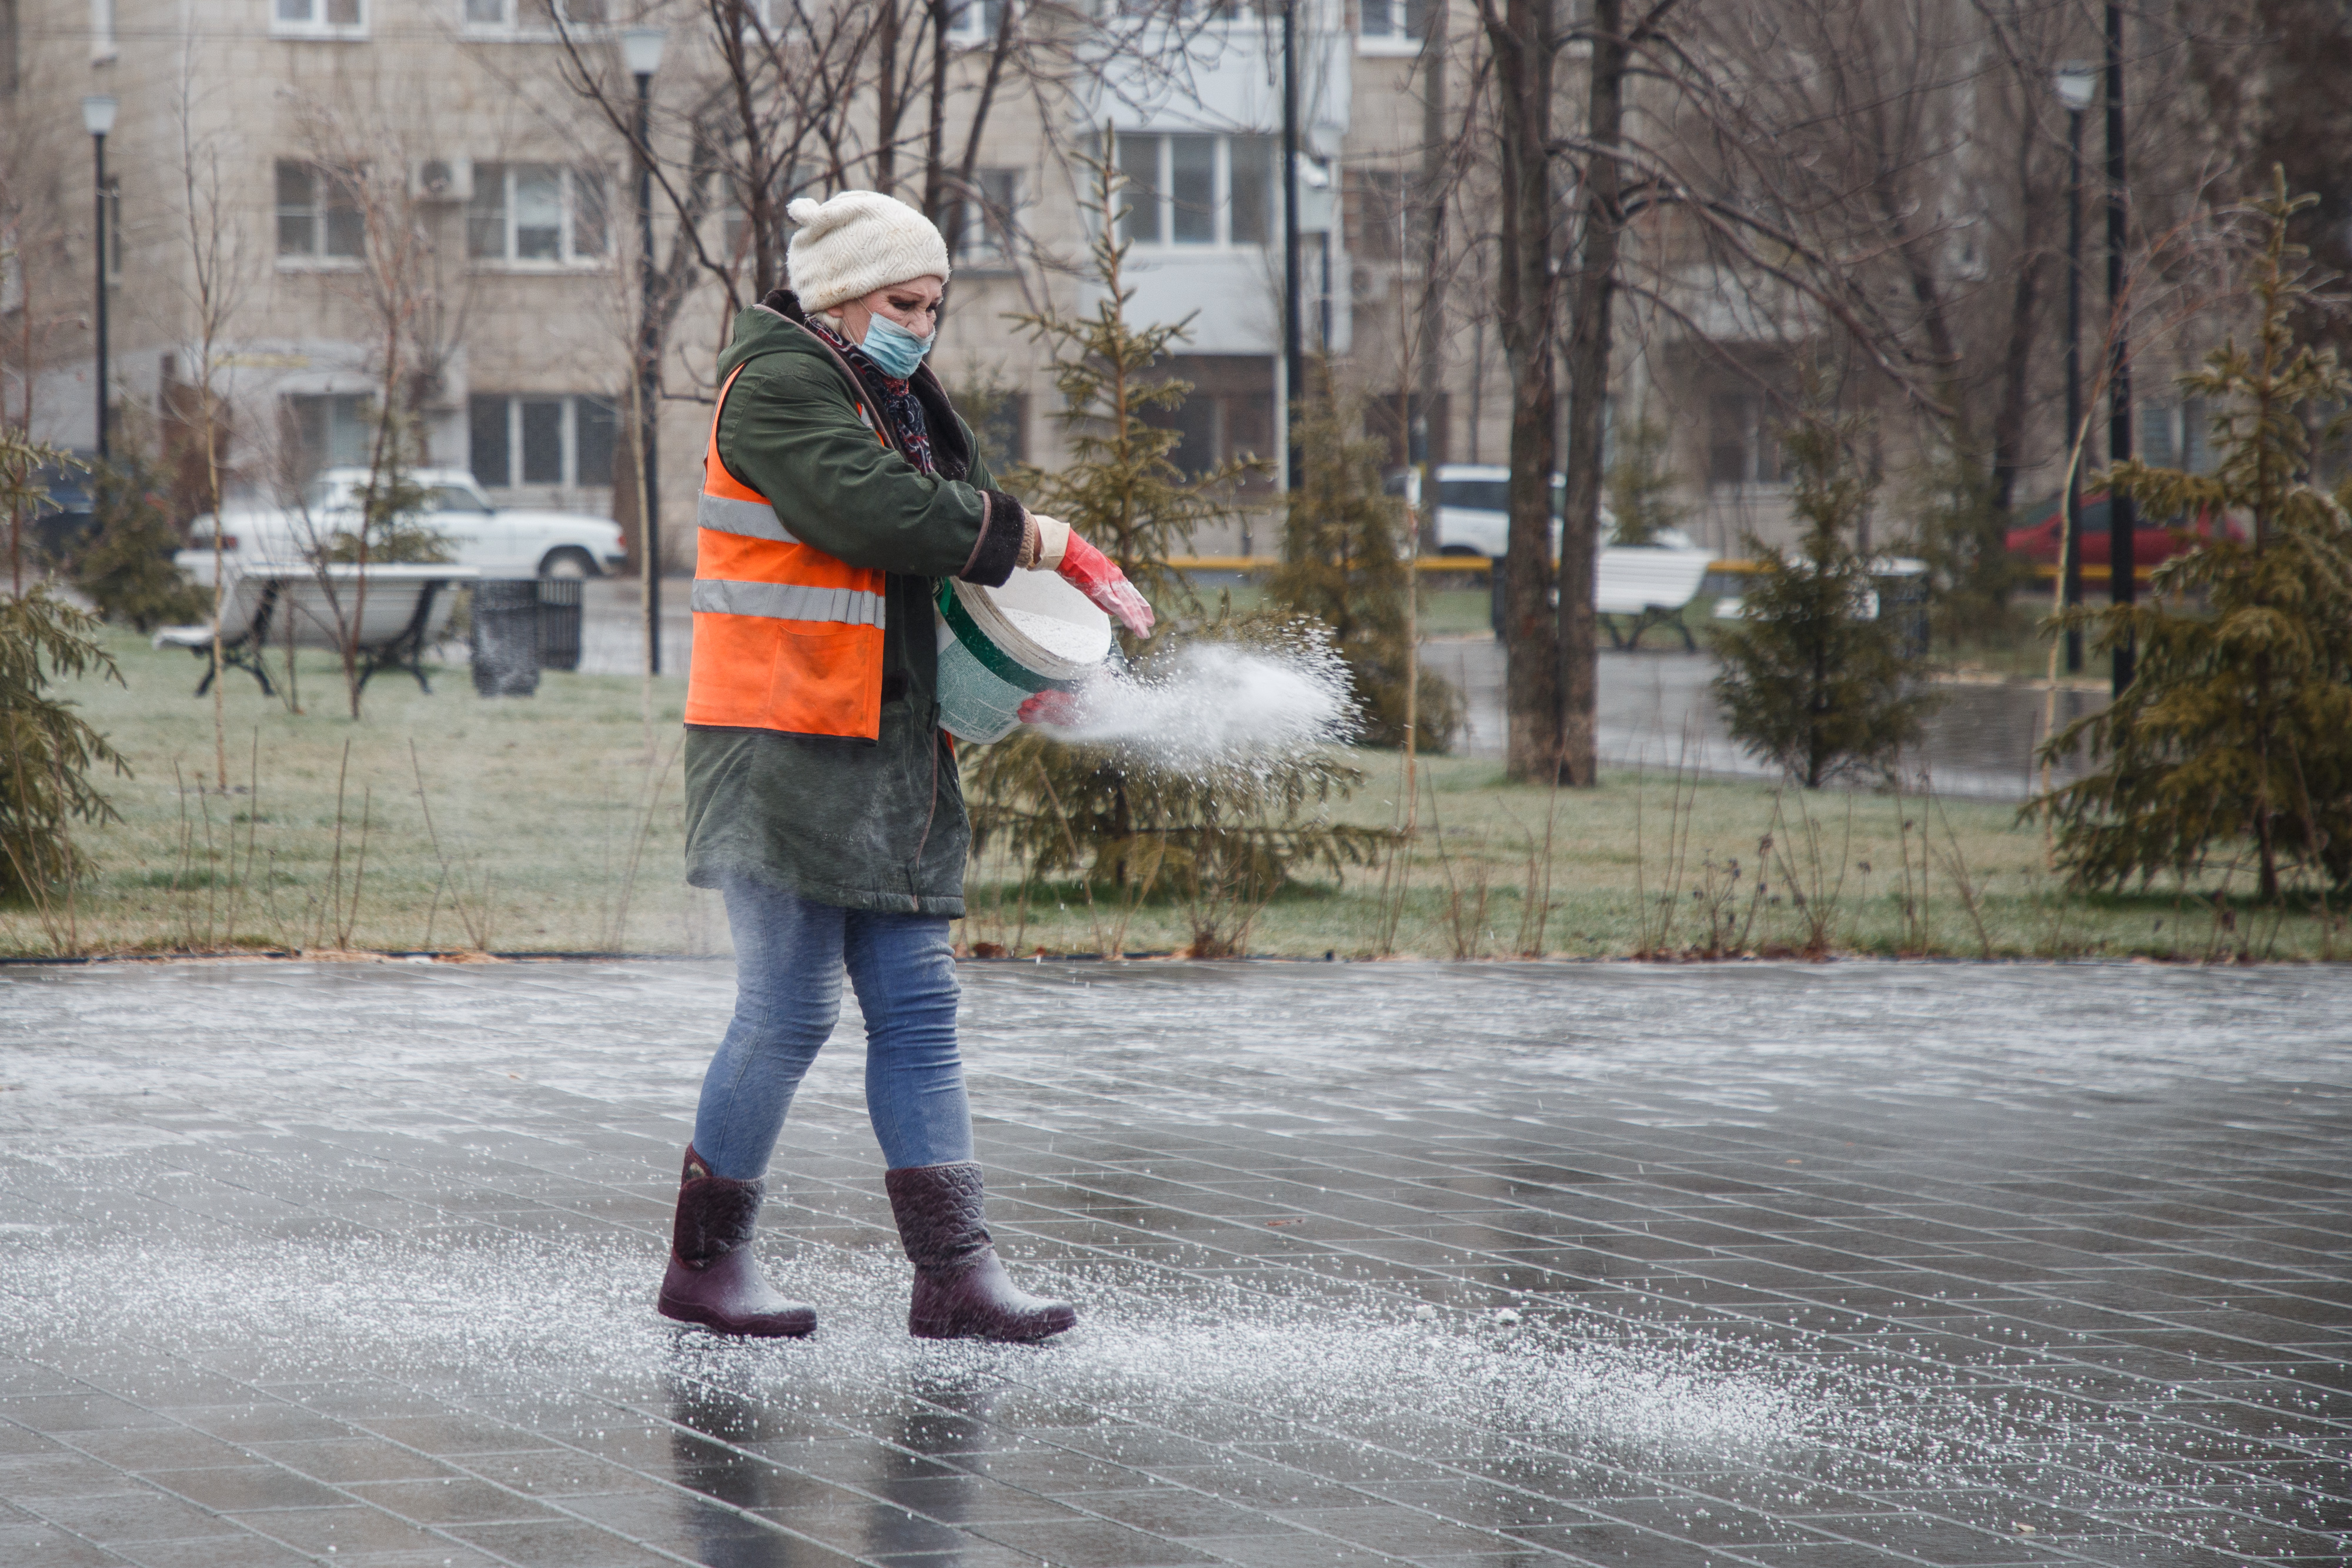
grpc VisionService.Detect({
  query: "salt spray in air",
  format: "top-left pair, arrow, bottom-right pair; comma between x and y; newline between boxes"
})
1031,623 -> 1361,776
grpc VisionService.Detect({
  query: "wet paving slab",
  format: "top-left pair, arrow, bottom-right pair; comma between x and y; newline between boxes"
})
1,958 -> 2347,1567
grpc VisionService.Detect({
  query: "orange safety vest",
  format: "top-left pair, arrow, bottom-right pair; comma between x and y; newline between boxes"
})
684,359 -> 890,740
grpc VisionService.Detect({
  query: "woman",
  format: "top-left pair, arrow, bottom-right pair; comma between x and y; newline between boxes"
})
657,190 -> 1152,1343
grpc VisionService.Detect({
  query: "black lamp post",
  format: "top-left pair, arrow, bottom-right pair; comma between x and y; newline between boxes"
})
621,26 -> 665,676
2054,61 -> 2095,676
1279,0 -> 1302,497
2103,0 -> 2134,695
82,93 -> 116,463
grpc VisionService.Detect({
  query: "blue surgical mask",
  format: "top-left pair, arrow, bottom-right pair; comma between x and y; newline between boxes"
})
859,312 -> 934,379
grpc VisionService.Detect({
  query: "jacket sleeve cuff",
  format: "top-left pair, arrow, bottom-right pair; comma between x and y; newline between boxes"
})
958,489 -> 1027,587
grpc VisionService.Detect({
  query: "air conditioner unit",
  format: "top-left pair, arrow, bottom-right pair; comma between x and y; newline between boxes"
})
411,157 -> 473,203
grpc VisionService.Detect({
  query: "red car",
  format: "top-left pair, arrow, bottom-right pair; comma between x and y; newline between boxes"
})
2004,491 -> 2241,569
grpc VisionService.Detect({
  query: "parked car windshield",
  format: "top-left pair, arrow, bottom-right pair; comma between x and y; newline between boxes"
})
1439,477 -> 1565,518
432,484 -> 492,513
29,462 -> 93,514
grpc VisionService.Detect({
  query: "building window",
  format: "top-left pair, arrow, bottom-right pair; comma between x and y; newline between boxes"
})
2,0 -> 19,95
285,393 -> 377,483
719,165 -> 817,265
1365,391 -> 1448,470
971,392 -> 1026,474
1140,355 -> 1274,490
468,163 -> 607,264
2140,397 -> 2213,475
1706,392 -> 1786,488
276,162 -> 365,262
1358,0 -> 1426,48
89,0 -> 114,62
1346,168 -> 1408,261
469,393 -> 617,490
463,0 -> 607,34
943,0 -> 1007,45
950,168 -> 1019,267
272,0 -> 366,38
1112,132 -> 1275,249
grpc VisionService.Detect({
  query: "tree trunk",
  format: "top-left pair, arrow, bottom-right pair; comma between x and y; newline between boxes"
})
1554,0 -> 1626,787
921,0 -> 951,223
1415,0 -> 1448,527
875,1 -> 901,198
1987,126 -> 2050,514
1486,0 -> 1561,783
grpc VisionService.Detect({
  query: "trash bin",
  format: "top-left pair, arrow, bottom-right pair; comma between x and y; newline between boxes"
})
470,579 -> 542,697
1867,556 -> 1932,661
1488,554 -> 1558,640
535,578 -> 583,673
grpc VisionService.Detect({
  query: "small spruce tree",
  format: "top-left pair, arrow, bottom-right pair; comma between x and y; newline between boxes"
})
1265,361 -> 1461,750
70,457 -> 212,631
965,155 -> 1377,953
1,585 -> 128,901
2036,173 -> 2352,901
999,164 -> 1256,626
1603,411 -> 1684,546
1712,410 -> 1935,788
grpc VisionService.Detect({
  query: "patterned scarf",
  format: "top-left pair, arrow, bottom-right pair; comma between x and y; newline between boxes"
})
810,319 -> 936,477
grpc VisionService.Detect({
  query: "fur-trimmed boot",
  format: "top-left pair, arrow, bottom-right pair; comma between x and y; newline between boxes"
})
656,1146 -> 817,1338
884,1161 -> 1075,1342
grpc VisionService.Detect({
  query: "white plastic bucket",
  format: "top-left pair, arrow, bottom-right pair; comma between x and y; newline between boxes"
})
933,570 -> 1113,742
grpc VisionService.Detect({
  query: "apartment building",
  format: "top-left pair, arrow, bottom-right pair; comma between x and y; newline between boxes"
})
8,0 -> 1868,566
1,0 -> 1513,556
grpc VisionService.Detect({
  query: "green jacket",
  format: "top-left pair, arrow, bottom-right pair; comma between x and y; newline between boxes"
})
682,291 -> 1028,915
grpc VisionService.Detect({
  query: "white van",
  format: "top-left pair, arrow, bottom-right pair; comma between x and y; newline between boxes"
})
1396,464 -> 1665,557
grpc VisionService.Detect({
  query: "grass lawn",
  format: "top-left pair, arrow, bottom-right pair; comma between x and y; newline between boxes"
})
4,625 -> 2341,963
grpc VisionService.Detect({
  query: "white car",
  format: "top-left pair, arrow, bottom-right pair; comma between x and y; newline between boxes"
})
1394,464 -> 1643,558
179,467 -> 627,583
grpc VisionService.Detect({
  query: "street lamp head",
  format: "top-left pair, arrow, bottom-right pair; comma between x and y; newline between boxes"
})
620,26 -> 665,80
81,94 -> 118,138
2053,61 -> 2097,113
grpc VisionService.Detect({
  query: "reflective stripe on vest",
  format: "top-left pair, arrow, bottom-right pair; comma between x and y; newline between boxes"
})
683,360 -> 891,740
691,577 -> 886,627
695,491 -> 800,543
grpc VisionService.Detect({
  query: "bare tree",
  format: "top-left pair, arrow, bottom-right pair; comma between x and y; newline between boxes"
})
1478,0 -> 1566,783
173,48 -> 253,787
282,94 -> 473,719
1553,0 -> 1686,785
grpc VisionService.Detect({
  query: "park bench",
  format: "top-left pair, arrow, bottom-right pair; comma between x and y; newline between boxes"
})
153,562 -> 479,697
1594,544 -> 1716,650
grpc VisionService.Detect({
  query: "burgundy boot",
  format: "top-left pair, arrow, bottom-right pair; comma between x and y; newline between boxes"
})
884,1161 -> 1075,1343
656,1147 -> 816,1338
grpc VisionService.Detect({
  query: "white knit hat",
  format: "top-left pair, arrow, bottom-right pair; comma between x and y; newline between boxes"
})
785,191 -> 952,314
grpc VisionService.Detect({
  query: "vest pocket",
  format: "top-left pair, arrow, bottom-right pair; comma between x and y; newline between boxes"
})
765,622 -> 882,740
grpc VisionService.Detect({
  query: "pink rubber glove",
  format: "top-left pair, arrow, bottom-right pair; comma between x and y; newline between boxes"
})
1017,688 -> 1083,727
1057,533 -> 1155,640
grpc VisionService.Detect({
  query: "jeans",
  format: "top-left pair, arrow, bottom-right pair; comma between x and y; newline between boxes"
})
693,877 -> 974,1181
